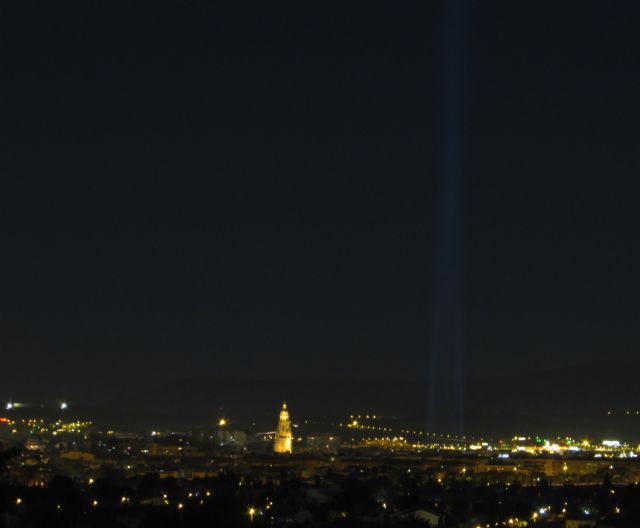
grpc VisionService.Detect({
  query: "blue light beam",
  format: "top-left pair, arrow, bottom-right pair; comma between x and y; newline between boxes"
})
427,0 -> 470,437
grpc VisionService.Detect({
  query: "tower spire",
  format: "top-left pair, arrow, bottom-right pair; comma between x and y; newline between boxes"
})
274,402 -> 292,453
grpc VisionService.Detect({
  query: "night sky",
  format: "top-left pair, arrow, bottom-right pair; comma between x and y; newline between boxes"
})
1,2 -> 640,397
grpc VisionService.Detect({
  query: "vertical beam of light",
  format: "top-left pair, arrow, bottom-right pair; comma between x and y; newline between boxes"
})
427,0 -> 470,436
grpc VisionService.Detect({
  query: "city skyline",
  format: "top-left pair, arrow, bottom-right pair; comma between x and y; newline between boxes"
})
2,2 -> 640,526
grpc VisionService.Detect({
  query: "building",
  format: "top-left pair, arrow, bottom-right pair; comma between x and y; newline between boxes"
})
213,430 -> 247,448
306,434 -> 341,453
274,402 -> 292,454
391,509 -> 443,526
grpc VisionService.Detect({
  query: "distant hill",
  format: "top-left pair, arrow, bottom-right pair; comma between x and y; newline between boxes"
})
4,362 -> 640,440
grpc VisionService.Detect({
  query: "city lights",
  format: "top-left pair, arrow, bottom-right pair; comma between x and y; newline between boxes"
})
1,402 -> 638,528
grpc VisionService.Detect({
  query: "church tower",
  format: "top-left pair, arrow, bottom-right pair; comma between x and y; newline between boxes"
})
274,402 -> 292,453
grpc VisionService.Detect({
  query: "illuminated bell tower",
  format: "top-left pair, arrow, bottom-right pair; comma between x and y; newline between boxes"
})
274,402 -> 292,453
